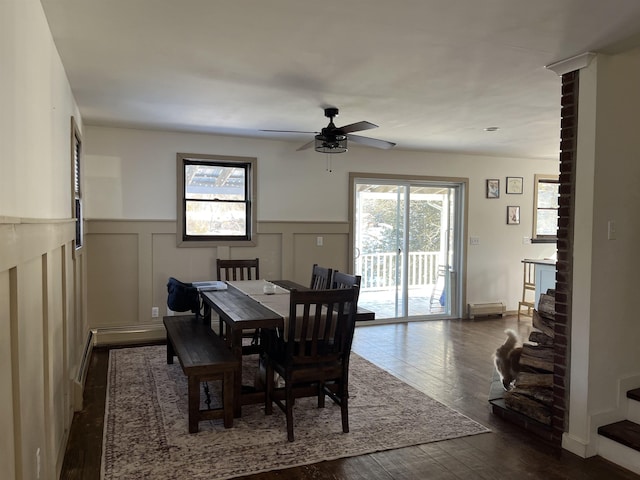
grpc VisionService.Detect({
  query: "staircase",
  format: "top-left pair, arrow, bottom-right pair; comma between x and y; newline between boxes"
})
597,388 -> 640,475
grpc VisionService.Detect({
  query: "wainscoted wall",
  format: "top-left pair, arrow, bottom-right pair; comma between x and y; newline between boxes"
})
85,126 -> 559,325
85,219 -> 351,341
0,218 -> 86,479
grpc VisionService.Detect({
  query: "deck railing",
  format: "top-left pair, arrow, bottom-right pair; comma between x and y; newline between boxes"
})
356,251 -> 441,290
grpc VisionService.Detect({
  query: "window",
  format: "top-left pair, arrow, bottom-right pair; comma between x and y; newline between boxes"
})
71,117 -> 83,250
532,174 -> 559,243
177,153 -> 257,246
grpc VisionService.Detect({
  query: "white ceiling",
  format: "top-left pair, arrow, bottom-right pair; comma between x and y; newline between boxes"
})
41,0 -> 640,160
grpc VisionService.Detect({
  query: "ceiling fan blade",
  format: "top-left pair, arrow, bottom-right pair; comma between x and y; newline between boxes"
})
260,129 -> 319,134
347,134 -> 396,150
338,121 -> 378,134
296,139 -> 315,151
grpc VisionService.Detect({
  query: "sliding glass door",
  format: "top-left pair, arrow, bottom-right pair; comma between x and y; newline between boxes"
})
352,176 -> 464,320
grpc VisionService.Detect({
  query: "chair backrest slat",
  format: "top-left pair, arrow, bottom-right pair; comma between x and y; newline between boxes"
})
310,264 -> 333,290
216,258 -> 260,282
331,271 -> 361,307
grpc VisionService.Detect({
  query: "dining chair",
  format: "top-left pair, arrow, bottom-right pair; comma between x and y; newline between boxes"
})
330,271 -> 361,307
216,258 -> 260,342
216,258 -> 260,282
263,286 -> 358,442
309,264 -> 333,290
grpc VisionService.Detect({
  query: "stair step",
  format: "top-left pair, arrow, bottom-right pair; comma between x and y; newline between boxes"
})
598,420 -> 640,452
628,388 -> 640,402
629,389 -> 640,424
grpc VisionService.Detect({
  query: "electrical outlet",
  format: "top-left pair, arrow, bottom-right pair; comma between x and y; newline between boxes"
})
151,307 -> 159,318
607,220 -> 616,240
469,236 -> 480,245
316,236 -> 323,246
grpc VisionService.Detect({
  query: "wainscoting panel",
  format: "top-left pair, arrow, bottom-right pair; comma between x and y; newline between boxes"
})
86,233 -> 139,327
0,217 -> 80,479
85,219 -> 350,336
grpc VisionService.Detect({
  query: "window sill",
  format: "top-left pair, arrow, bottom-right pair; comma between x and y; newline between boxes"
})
177,238 -> 256,248
531,238 -> 557,244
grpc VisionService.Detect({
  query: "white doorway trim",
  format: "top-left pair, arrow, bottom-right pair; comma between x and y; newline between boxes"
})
349,172 -> 468,321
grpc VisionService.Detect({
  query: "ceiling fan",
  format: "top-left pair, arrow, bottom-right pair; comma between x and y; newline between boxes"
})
262,107 -> 396,153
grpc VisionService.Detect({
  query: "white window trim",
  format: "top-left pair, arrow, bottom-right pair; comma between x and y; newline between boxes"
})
532,173 -> 559,243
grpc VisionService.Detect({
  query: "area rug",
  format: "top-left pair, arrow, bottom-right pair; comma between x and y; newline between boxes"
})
101,345 -> 489,479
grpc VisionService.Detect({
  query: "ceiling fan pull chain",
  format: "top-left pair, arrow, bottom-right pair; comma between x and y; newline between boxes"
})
326,153 -> 333,173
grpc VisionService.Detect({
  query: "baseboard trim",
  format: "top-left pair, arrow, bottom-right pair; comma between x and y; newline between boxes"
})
93,324 -> 167,346
77,329 -> 96,384
562,431 -> 597,458
72,325 -> 167,410
73,329 -> 96,411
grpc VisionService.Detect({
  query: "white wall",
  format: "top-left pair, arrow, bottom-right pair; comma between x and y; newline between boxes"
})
589,47 -> 640,412
565,48 -> 640,457
0,1 -> 83,479
85,126 -> 558,310
0,0 -> 80,219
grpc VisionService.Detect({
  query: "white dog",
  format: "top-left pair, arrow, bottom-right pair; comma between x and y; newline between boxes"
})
493,329 -> 522,390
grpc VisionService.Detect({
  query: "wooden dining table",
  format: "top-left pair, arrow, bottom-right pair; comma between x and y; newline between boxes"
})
200,279 -> 374,416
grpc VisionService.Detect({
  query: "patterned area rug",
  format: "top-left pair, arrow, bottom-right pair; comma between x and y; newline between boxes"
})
101,345 -> 489,479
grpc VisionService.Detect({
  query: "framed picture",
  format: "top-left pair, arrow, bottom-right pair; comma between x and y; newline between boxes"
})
506,176 -> 523,194
507,206 -> 520,225
486,179 -> 499,198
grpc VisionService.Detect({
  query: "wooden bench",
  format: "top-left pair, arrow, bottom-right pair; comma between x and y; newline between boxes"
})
163,316 -> 239,433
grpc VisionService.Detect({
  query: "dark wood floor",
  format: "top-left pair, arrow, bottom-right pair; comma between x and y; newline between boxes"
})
60,315 -> 640,479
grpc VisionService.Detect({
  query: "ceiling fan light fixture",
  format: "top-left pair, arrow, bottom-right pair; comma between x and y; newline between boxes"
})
314,134 -> 348,154
264,107 -> 393,152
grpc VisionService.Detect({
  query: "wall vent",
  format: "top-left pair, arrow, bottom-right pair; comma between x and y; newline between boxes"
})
468,302 -> 505,319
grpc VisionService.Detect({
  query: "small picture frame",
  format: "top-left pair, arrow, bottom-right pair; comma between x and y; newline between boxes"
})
486,179 -> 499,198
507,206 -> 520,225
506,176 -> 523,194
